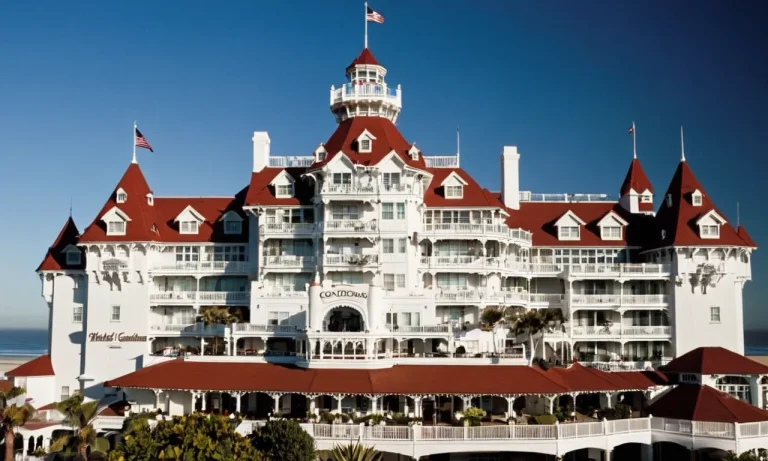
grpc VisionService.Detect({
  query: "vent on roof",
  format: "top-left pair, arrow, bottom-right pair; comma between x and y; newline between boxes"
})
146,193 -> 154,206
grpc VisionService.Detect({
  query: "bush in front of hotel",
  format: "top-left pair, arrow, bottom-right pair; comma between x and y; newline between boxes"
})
251,419 -> 315,461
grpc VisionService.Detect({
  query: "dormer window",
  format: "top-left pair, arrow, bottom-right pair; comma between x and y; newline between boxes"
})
696,210 -> 726,239
355,129 -> 377,154
102,206 -> 131,236
108,221 -> 126,235
146,193 -> 154,206
692,190 -> 703,206
597,211 -> 628,241
445,185 -> 463,198
555,210 -> 586,241
65,247 -> 81,265
220,210 -> 243,235
409,145 -> 420,161
180,221 -> 199,234
559,226 -> 580,240
276,184 -> 294,198
701,225 -> 719,238
116,188 -> 127,204
314,145 -> 327,163
641,194 -> 652,203
601,226 -> 622,240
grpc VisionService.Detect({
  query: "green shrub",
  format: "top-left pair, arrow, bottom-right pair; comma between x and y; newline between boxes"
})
534,414 -> 557,425
251,419 -> 315,461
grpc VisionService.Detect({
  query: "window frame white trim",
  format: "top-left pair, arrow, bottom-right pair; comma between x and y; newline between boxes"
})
710,306 -> 721,323
355,129 -> 377,153
115,187 -> 127,204
558,226 -> 581,241
64,247 -> 82,265
600,226 -> 622,241
444,185 -> 463,199
696,210 -> 726,239
111,305 -> 121,323
691,189 -> 703,207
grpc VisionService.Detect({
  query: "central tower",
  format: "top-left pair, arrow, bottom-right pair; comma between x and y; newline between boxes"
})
329,48 -> 402,123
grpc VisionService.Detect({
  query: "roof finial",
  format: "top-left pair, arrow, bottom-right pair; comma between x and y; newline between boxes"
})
456,125 -> 461,167
680,126 -> 686,162
69,197 -> 73,218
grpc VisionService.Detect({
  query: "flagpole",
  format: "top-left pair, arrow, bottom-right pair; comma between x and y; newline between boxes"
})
364,1 -> 368,49
680,126 -> 686,162
132,121 -> 137,164
632,121 -> 637,159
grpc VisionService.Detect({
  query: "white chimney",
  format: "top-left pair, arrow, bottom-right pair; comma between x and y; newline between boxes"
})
501,145 -> 520,210
252,132 -> 271,172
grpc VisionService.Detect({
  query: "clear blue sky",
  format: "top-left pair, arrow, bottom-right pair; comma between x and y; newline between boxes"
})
0,1 -> 766,329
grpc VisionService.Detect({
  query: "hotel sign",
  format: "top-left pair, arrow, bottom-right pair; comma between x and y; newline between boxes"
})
319,286 -> 368,303
89,332 -> 148,342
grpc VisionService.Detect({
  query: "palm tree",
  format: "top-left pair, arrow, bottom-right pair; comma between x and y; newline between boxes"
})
331,442 -> 382,461
0,386 -> 32,461
51,393 -> 100,459
201,306 -> 238,355
510,309 -> 545,366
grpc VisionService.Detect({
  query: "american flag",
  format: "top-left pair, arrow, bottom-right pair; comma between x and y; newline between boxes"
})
628,126 -> 635,134
135,128 -> 154,152
367,6 -> 384,24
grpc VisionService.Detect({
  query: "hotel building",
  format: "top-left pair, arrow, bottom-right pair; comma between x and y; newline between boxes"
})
4,46 -> 765,460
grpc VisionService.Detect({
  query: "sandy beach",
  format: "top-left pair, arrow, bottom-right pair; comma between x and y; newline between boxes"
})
0,356 -> 31,375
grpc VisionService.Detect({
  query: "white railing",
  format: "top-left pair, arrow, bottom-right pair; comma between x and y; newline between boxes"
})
264,256 -> 316,268
558,421 -> 604,439
151,261 -> 253,274
323,220 -> 378,232
268,156 -> 314,168
571,325 -> 621,337
149,323 -> 225,334
321,184 -> 377,195
324,254 -> 379,265
150,323 -> 196,332
197,291 -> 250,303
422,223 -> 533,244
260,223 -> 316,234
519,192 -> 613,203
387,325 -> 451,333
259,286 -> 308,297
149,292 -> 197,303
421,256 -> 490,268
331,83 -> 401,107
569,263 -> 671,276
620,294 -> 669,305
232,323 -> 299,333
434,289 -> 482,302
493,291 -> 565,305
621,326 -> 672,337
423,156 -> 459,168
571,294 -> 621,305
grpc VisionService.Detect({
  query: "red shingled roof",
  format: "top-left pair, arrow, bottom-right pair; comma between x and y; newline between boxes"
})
347,48 -> 381,71
79,163 -> 249,243
5,355 -> 54,377
245,168 -> 314,207
648,385 -> 768,423
506,201 -> 655,247
311,117 -> 426,170
36,217 -> 85,271
650,161 -> 753,248
662,347 -> 768,375
737,225 -> 757,248
620,158 -> 654,195
611,371 -> 669,388
105,360 -> 660,395
423,169 -> 506,208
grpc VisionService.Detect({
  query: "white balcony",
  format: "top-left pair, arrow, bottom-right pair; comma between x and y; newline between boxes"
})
572,294 -> 669,308
422,223 -> 532,246
232,323 -> 299,334
254,286 -> 309,298
621,326 -> 672,338
323,254 -> 379,269
150,261 -> 253,275
620,294 -> 669,307
263,255 -> 316,270
434,289 -> 482,303
421,256 -> 498,271
568,263 -> 671,278
491,291 -> 566,307
149,323 -> 227,336
423,155 -> 459,168
322,220 -> 377,233
386,325 -> 452,334
571,294 -> 622,306
149,291 -> 249,306
268,156 -> 314,168
570,325 -> 671,340
330,83 -> 401,108
505,261 -> 564,276
259,222 -> 315,237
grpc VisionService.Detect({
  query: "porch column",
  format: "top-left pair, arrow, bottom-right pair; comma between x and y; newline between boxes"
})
450,395 -> 455,417
403,396 -> 410,416
413,397 -> 422,418
462,396 -> 472,410
749,376 -> 763,409
335,394 -> 343,413
370,396 -> 378,414
272,394 -> 282,413
545,395 -> 555,414
505,397 -> 516,419
600,392 -> 614,409
200,337 -> 206,355
234,392 -> 242,413
308,395 -> 317,414
202,392 -> 209,412
154,389 -> 163,410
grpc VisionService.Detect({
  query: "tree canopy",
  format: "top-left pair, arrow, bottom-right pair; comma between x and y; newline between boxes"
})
250,419 -> 315,461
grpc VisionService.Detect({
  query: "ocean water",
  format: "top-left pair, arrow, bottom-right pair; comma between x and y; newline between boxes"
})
0,329 -> 49,357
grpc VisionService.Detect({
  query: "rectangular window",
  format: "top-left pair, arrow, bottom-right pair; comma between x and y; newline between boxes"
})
383,173 -> 400,189
175,246 -> 200,262
267,311 -> 291,326
383,239 -> 394,253
436,273 -> 468,288
107,221 -> 126,235
396,203 -> 405,219
383,274 -> 395,291
276,184 -> 293,197
111,306 -> 121,322
332,173 -> 352,185
559,226 -> 580,240
693,194 -> 702,206
398,238 -> 407,254
601,226 -> 621,240
710,306 -> 721,323
360,139 -> 371,152
66,251 -> 81,265
211,246 -> 246,262
73,306 -> 83,323
445,185 -> 463,198
641,195 -> 652,203
180,221 -> 199,234
60,386 -> 70,402
332,206 -> 359,221
224,220 -> 242,235
382,203 -> 394,220
395,274 -> 406,288
701,225 -> 720,238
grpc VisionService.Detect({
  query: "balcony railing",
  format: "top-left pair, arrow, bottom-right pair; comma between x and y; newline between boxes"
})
569,263 -> 671,277
570,325 -> 671,338
621,326 -> 672,337
434,289 -> 482,303
572,294 -> 669,307
493,291 -> 566,306
620,294 -> 669,306
149,292 -> 197,304
330,83 -> 401,107
571,294 -> 622,305
571,325 -> 621,337
322,220 -> 378,232
197,291 -> 249,304
423,156 -> 459,168
386,325 -> 452,333
260,223 -> 315,235
263,256 -> 316,268
519,192 -> 613,203
268,156 -> 314,168
422,223 -> 532,245
149,323 -> 226,335
257,286 -> 309,297
232,323 -> 299,334
150,261 -> 253,274
323,254 -> 379,266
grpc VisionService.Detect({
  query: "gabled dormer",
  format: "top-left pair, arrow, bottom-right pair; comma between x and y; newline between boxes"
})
101,206 -> 131,236
146,192 -> 154,206
219,210 -> 243,235
696,210 -> 726,239
116,187 -> 127,204
270,170 -> 296,198
62,244 -> 82,265
619,158 -> 654,215
554,210 -> 586,241
174,205 -> 205,235
597,211 -> 629,241
355,129 -> 376,153
408,144 -> 420,161
314,144 -> 327,163
440,172 -> 468,199
691,189 -> 703,207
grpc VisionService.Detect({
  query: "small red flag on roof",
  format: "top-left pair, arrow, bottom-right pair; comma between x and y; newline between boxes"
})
135,128 -> 153,152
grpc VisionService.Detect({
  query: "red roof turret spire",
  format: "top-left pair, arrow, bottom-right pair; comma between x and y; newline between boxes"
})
346,48 -> 381,72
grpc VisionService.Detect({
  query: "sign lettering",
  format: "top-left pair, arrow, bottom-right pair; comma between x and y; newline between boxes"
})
89,332 -> 148,342
319,290 -> 368,301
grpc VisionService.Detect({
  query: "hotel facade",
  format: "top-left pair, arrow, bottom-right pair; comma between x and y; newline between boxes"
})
4,46 -> 766,460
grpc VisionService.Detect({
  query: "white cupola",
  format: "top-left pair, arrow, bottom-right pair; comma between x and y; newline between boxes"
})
329,48 -> 402,124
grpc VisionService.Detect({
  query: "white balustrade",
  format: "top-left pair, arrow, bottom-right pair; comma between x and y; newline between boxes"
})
260,222 -> 316,235
323,220 -> 378,232
422,223 -> 532,245
620,294 -> 669,305
197,291 -> 250,303
233,323 -> 299,333
268,156 -> 314,168
331,83 -> 401,107
423,156 -> 459,168
264,256 -> 316,268
387,325 -> 451,333
621,326 -> 672,337
571,294 -> 621,305
324,254 -> 379,265
151,261 -> 253,274
569,263 -> 671,276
